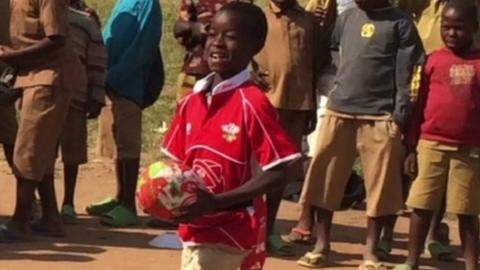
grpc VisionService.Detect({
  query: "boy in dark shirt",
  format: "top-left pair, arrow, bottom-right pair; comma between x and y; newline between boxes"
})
296,0 -> 425,268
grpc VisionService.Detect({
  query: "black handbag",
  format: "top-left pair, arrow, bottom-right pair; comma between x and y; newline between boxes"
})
0,61 -> 21,106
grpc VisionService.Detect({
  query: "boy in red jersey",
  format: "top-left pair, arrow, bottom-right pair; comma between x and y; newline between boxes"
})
161,3 -> 300,269
395,1 -> 480,270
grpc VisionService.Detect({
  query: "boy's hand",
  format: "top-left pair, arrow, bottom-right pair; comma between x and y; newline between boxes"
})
404,152 -> 418,178
86,100 -> 103,119
0,46 -> 13,61
304,110 -> 317,135
174,189 -> 217,223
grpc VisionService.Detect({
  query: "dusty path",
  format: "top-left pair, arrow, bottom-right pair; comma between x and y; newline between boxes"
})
0,159 -> 465,270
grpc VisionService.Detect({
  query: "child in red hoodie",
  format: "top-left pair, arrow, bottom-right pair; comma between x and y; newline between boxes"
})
397,1 -> 480,270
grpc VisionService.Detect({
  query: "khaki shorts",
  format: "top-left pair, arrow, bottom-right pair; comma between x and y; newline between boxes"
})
407,140 -> 480,215
278,109 -> 308,182
181,245 -> 248,270
0,105 -> 18,145
96,93 -> 142,160
59,107 -> 87,165
299,111 -> 405,217
14,84 -> 72,180
176,72 -> 196,101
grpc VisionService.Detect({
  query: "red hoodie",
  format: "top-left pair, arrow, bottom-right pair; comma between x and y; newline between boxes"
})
406,48 -> 480,148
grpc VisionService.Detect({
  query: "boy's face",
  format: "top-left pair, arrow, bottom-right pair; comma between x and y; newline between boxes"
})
271,0 -> 297,11
205,11 -> 258,79
441,8 -> 475,53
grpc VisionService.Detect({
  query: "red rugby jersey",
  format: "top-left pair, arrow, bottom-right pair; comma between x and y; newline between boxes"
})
405,48 -> 480,148
161,69 -> 300,253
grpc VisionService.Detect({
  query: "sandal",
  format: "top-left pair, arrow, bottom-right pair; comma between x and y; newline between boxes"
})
392,264 -> 416,270
358,260 -> 386,270
86,197 -> 118,216
425,241 -> 455,261
282,227 -> 316,245
297,251 -> 328,268
100,205 -> 140,227
267,234 -> 294,257
375,239 -> 392,261
61,205 -> 78,225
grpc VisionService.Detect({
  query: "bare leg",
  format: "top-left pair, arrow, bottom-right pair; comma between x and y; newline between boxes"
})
364,216 -> 385,262
120,159 -> 140,214
311,208 -> 333,254
2,143 -> 14,169
404,209 -> 433,268
34,174 -> 65,237
62,164 -> 79,208
7,177 -> 37,239
458,214 -> 479,270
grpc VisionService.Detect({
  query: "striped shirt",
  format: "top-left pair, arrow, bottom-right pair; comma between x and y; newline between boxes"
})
69,7 -> 107,109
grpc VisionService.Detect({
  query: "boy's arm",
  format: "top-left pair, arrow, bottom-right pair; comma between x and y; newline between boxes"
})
177,165 -> 287,222
0,0 -> 67,66
393,17 -> 426,129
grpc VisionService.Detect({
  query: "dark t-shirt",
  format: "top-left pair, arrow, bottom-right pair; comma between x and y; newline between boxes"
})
329,6 -> 425,127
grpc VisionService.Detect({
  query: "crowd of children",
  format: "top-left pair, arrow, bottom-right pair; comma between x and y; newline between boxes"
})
1,0 -> 480,270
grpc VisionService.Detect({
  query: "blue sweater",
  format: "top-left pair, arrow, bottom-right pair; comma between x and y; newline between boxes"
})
103,0 -> 162,106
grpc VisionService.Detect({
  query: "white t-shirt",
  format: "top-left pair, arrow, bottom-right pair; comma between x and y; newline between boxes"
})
336,0 -> 356,14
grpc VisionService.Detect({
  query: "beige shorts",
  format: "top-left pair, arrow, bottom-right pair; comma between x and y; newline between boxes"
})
407,140 -> 480,215
59,107 -> 87,165
278,109 -> 308,182
96,93 -> 142,160
176,72 -> 196,101
181,245 -> 248,270
0,105 -> 18,145
300,111 -> 405,217
14,84 -> 72,180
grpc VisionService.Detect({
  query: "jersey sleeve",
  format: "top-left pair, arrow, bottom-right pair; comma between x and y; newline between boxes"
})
161,99 -> 188,162
245,91 -> 301,171
39,0 -> 68,37
404,54 -> 433,148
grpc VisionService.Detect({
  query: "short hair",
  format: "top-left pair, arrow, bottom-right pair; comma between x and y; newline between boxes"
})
217,2 -> 268,51
444,0 -> 479,30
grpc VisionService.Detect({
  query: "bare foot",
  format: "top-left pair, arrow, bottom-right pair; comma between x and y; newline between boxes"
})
31,218 -> 66,238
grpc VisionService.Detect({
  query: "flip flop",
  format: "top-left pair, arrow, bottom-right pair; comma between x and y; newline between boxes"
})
100,205 -> 140,227
281,227 -> 316,245
86,197 -> 118,216
375,239 -> 392,261
392,264 -> 416,270
267,234 -> 294,257
297,251 -> 328,268
61,205 -> 78,225
424,241 -> 455,261
0,224 -> 20,243
358,260 -> 386,270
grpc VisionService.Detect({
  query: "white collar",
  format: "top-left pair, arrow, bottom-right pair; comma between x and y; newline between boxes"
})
193,69 -> 249,96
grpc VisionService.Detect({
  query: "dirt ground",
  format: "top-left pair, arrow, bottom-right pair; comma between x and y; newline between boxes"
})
0,159 -> 466,270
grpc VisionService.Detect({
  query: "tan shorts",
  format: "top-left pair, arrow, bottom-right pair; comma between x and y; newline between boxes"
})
59,107 -> 87,165
176,72 -> 196,101
181,245 -> 247,270
278,109 -> 308,182
96,93 -> 142,160
13,84 -> 72,180
406,140 -> 480,215
0,105 -> 18,145
299,111 -> 404,217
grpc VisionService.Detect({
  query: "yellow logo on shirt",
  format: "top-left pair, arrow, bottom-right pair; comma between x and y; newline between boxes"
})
361,23 -> 376,39
222,123 -> 240,143
449,64 -> 475,85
